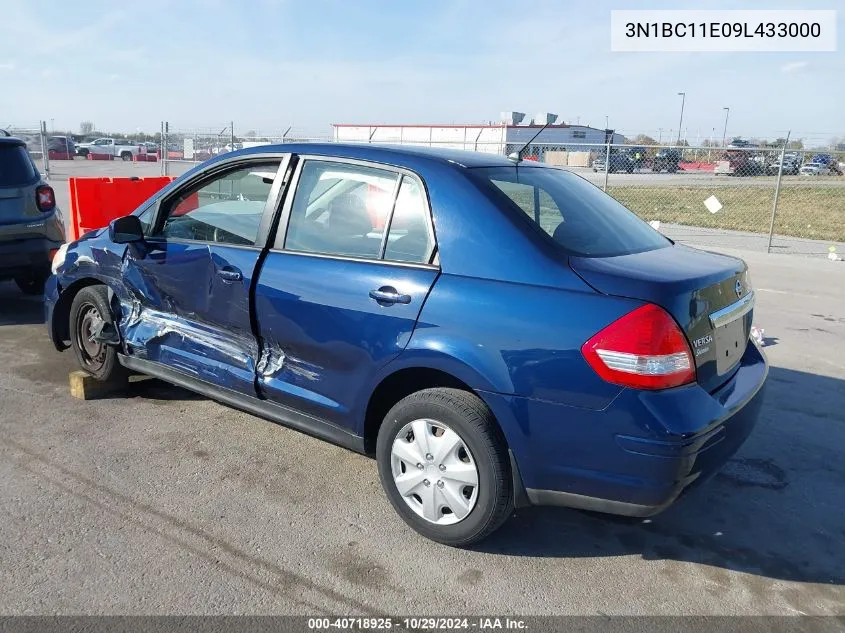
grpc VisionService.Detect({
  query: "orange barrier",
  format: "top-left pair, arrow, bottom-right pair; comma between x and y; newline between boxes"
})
48,150 -> 74,160
133,153 -> 158,162
67,176 -> 175,241
86,152 -> 114,161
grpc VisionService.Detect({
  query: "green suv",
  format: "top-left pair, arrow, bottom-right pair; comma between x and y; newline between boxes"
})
0,132 -> 65,294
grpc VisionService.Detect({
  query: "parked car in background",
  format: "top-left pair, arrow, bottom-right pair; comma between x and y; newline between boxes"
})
652,148 -> 682,173
800,162 -> 833,176
766,152 -> 801,175
47,136 -> 76,159
809,153 -> 843,176
626,146 -> 648,169
46,144 -> 767,545
715,150 -> 765,176
76,138 -> 139,160
0,133 -> 65,294
592,152 -> 634,173
137,141 -> 159,154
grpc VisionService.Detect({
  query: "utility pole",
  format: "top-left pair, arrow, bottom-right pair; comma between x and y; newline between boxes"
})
721,107 -> 730,147
676,92 -> 686,145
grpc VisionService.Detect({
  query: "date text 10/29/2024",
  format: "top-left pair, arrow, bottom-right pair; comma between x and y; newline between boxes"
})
307,617 -> 527,630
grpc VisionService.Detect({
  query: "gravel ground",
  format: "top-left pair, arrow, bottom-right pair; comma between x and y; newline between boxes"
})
0,246 -> 842,615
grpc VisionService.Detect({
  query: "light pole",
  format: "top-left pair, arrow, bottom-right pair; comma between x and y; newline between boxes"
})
658,127 -> 663,144
605,115 -> 609,129
721,107 -> 730,147
676,92 -> 685,145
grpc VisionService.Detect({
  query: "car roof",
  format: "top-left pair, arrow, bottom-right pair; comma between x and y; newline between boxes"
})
225,142 -> 547,169
0,136 -> 25,147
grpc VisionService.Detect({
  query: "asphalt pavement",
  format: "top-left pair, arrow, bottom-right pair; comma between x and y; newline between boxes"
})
0,246 -> 842,615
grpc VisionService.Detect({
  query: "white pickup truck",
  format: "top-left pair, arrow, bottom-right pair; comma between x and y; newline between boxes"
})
75,138 -> 140,161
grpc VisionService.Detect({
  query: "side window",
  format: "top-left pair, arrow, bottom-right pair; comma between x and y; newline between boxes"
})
281,160 -> 399,259
490,178 -> 562,234
154,162 -> 279,246
383,177 -> 434,264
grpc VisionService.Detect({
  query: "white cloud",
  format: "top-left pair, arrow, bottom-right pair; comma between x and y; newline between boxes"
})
0,61 -> 15,71
781,61 -> 809,73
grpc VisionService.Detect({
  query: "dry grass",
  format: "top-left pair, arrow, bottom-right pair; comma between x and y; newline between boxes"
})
608,185 -> 845,242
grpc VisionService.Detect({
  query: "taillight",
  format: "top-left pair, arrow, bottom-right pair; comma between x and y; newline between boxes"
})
581,304 -> 695,390
36,185 -> 55,211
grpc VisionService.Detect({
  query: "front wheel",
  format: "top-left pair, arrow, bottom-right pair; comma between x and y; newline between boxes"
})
69,286 -> 126,382
376,388 -> 513,546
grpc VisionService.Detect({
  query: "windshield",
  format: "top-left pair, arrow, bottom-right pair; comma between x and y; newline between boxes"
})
473,166 -> 670,258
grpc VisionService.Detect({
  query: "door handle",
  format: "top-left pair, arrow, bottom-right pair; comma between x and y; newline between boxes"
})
369,287 -> 412,305
217,267 -> 243,282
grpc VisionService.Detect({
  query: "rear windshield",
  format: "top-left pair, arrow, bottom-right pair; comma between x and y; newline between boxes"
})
473,166 -> 670,258
0,145 -> 38,187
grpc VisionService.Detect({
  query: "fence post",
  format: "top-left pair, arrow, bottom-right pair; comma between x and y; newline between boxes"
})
163,121 -> 169,177
603,142 -> 611,192
159,122 -> 164,176
766,132 -> 790,254
39,121 -> 50,180
230,121 -> 235,151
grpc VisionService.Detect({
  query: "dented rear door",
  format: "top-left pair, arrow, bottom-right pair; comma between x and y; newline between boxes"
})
252,158 -> 439,432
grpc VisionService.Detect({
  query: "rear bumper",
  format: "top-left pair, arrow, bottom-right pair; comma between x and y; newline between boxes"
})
482,341 -> 768,516
0,237 -> 62,279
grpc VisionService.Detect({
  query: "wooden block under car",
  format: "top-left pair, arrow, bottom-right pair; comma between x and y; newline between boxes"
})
68,370 -> 129,400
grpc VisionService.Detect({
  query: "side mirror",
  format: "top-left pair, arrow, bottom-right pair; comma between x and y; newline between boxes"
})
109,215 -> 144,244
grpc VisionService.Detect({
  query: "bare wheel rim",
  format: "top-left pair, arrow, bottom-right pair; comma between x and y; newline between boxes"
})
75,302 -> 107,370
390,418 -> 479,526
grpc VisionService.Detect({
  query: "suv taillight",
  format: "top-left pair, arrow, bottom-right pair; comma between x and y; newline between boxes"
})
581,304 -> 696,390
36,185 -> 55,211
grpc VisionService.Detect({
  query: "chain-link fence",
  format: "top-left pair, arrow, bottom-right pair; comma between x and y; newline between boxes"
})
157,122 -> 845,257
3,122 -> 51,177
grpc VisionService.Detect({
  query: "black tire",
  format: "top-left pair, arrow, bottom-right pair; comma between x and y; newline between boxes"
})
376,388 -> 513,546
121,152 -> 132,161
14,275 -> 47,296
78,149 -> 89,158
69,285 -> 126,382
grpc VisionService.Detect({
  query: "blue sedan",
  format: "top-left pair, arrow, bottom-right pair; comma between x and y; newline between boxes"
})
45,144 -> 767,545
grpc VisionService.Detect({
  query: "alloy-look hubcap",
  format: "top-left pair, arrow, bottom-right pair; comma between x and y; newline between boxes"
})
390,419 -> 479,525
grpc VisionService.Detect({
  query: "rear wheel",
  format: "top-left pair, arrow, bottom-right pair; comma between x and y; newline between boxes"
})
121,152 -> 132,161
69,286 -> 126,381
376,388 -> 513,546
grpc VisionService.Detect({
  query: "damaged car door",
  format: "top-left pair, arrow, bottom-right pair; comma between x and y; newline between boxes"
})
120,158 -> 286,394
253,158 -> 439,430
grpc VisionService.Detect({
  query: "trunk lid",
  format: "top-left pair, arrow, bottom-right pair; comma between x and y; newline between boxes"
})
571,244 -> 753,393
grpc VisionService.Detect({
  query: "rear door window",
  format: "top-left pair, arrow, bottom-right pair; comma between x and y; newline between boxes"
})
0,145 -> 37,186
475,166 -> 669,257
383,176 -> 434,264
280,160 -> 399,259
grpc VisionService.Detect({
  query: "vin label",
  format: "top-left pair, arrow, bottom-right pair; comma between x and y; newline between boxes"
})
611,10 -> 836,52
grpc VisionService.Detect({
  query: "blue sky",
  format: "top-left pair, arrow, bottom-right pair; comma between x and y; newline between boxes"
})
1,0 -> 842,144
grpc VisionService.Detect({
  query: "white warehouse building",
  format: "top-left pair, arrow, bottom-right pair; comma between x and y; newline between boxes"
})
332,112 -> 625,159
